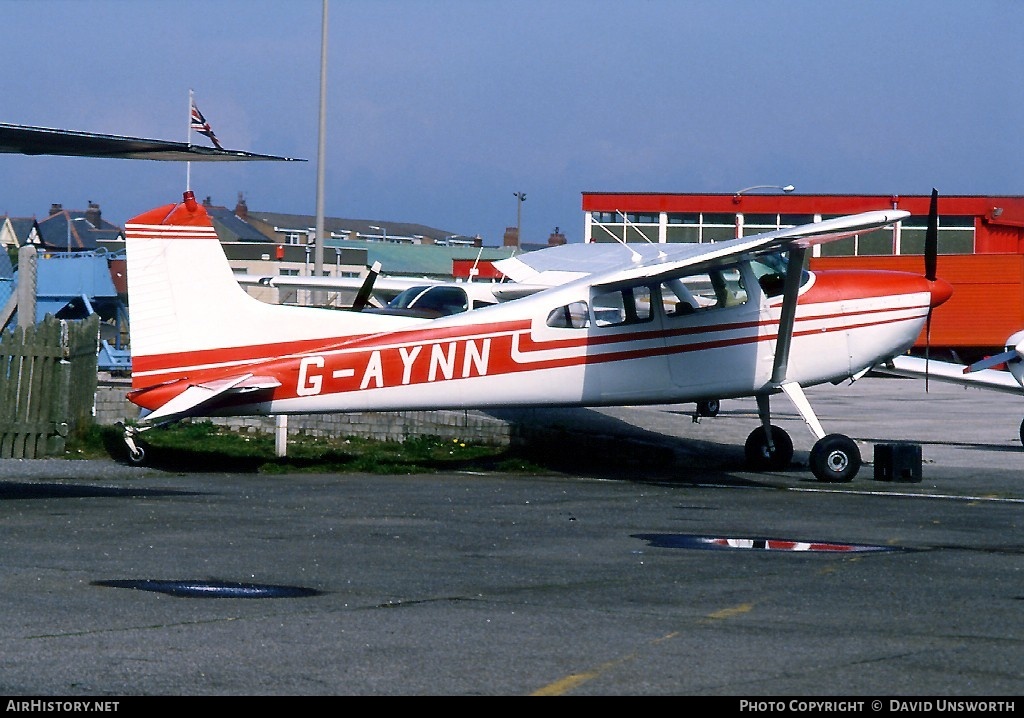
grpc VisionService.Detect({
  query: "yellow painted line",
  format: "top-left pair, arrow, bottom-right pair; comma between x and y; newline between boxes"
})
703,602 -> 754,621
531,603 -> 753,694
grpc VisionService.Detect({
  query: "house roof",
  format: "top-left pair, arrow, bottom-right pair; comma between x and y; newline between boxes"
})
247,210 -> 459,244
205,204 -> 273,243
7,217 -> 39,245
37,209 -> 122,251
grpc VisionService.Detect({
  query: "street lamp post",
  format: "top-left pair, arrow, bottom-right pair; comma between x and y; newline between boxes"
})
731,184 -> 796,238
732,184 -> 795,203
513,191 -> 526,245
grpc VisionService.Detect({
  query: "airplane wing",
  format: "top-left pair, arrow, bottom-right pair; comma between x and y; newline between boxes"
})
494,210 -> 909,289
236,272 -> 445,301
875,354 -> 1023,395
0,122 -> 305,162
236,272 -> 553,305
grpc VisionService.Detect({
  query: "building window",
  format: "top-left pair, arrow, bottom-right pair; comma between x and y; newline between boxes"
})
816,214 -> 976,257
665,213 -> 700,243
283,231 -> 303,245
900,215 -> 975,255
700,213 -> 736,243
741,213 -> 781,236
817,215 -> 897,257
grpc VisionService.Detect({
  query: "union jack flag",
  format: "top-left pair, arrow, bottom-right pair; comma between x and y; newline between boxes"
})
190,101 -> 223,149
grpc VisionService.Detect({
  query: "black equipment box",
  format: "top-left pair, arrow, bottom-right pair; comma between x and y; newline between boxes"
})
873,442 -> 923,483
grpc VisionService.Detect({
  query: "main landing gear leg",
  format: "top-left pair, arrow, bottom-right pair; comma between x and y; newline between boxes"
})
780,381 -> 861,483
744,383 -> 862,482
744,394 -> 794,471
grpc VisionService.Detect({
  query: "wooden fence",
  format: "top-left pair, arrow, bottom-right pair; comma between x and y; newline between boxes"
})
0,314 -> 99,458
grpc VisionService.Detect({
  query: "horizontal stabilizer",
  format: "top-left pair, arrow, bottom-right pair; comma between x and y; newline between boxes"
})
139,374 -> 281,424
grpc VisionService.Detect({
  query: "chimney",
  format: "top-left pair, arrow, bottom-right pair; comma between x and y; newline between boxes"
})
547,226 -> 566,246
503,226 -> 520,247
235,192 -> 248,219
86,201 -> 101,227
203,196 -> 213,207
49,203 -> 63,217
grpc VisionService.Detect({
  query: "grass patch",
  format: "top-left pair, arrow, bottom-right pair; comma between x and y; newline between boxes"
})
64,421 -> 544,475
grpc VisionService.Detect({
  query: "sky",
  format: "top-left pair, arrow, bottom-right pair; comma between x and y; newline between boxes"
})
4,0 -> 1024,246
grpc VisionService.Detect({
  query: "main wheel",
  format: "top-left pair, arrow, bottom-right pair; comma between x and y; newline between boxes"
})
809,434 -> 861,483
696,399 -> 721,417
1019,417 -> 1024,447
744,425 -> 794,471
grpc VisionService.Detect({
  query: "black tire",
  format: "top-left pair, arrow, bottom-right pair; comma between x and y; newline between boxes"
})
809,434 -> 861,483
696,399 -> 721,417
1019,417 -> 1024,447
744,425 -> 794,471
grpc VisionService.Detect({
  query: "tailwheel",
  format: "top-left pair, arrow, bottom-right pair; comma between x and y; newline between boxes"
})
744,425 -> 794,471
120,423 -> 148,466
127,444 -> 146,465
809,434 -> 861,483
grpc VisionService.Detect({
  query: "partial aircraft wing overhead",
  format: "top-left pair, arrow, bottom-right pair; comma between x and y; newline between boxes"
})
0,122 -> 305,162
236,272 -> 552,305
236,273 -> 445,297
876,354 -> 1023,394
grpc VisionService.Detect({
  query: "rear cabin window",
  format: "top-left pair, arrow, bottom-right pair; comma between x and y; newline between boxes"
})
592,285 -> 654,327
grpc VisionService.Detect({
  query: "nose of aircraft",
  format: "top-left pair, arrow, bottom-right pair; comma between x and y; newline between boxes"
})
928,277 -> 953,308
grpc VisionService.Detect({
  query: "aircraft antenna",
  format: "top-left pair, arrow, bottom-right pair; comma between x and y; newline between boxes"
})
186,89 -> 193,191
616,210 -> 666,259
470,245 -> 484,282
591,213 -> 641,262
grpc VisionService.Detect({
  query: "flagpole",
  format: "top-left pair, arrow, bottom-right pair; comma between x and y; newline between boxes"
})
186,88 -> 193,192
313,0 -> 328,305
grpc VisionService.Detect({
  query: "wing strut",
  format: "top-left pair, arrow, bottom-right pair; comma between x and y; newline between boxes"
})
770,246 -> 808,384
765,246 -> 828,440
780,381 -> 826,440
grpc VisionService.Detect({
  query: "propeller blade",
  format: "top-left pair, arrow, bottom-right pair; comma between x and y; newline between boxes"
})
924,311 -> 932,392
925,188 -> 938,281
350,261 -> 382,311
965,349 -> 1020,373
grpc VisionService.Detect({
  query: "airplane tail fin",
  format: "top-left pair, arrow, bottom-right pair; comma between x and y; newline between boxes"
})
125,190 -> 241,375
124,190 -> 408,391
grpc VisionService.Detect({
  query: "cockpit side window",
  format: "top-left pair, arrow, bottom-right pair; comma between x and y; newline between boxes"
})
545,301 -> 590,328
750,251 -> 805,298
661,264 -> 748,318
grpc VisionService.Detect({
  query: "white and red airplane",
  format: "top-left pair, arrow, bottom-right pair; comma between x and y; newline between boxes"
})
120,188 -> 952,483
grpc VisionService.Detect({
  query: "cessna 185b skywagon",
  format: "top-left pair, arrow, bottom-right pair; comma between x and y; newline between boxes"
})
121,189 -> 952,482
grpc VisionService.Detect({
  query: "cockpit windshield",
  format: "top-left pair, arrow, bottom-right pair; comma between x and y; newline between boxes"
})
387,285 -> 469,316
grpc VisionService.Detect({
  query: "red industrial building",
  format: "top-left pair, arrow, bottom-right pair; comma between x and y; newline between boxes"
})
580,191 -> 1024,361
